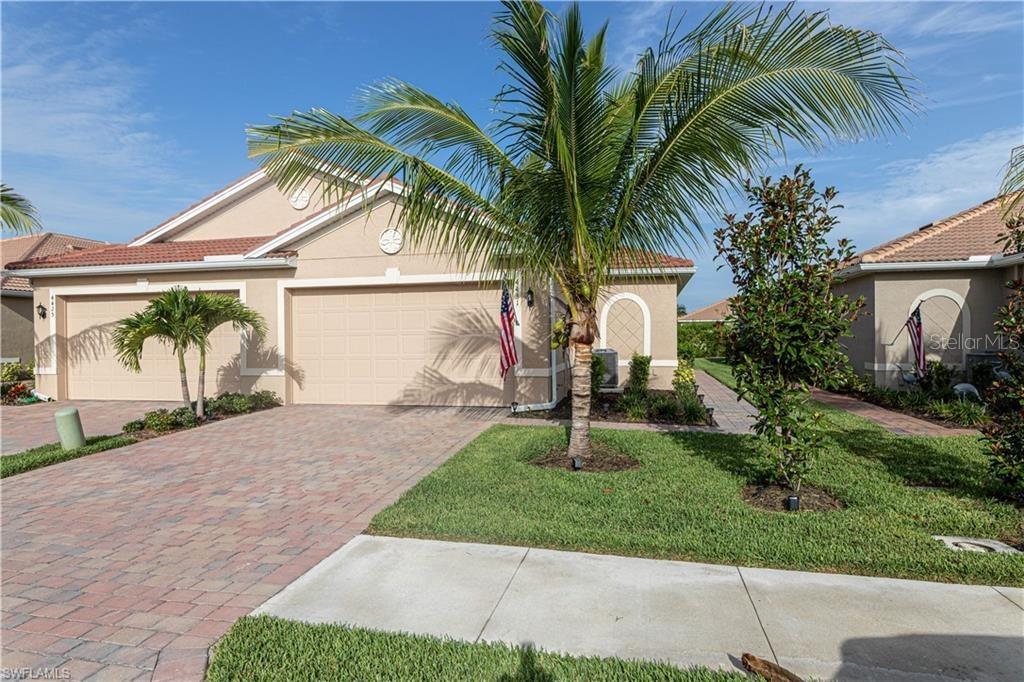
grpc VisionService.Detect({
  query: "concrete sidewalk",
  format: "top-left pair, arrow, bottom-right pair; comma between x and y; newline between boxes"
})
257,536 -> 1024,681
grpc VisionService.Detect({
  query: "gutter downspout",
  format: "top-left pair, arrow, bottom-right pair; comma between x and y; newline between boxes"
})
511,278 -> 560,413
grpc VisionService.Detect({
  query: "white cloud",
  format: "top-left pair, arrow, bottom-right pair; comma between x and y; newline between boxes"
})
837,126 -> 1022,251
609,1 -> 674,72
1,10 -> 198,239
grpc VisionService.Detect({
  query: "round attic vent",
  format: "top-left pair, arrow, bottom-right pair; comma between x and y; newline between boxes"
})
289,188 -> 311,210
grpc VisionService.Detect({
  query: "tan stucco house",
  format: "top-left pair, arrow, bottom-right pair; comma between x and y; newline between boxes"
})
835,195 -> 1021,387
2,233 -> 106,365
5,171 -> 693,407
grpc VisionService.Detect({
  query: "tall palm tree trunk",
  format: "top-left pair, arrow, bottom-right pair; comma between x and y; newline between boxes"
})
176,348 -> 191,409
196,348 -> 207,419
568,341 -> 593,460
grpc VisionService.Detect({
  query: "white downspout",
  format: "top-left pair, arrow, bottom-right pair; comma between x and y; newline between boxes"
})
510,278 -> 560,413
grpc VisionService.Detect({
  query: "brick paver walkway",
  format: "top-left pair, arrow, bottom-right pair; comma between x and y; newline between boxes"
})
693,369 -> 755,434
809,389 -> 979,437
1,405 -> 497,680
2,400 -> 177,455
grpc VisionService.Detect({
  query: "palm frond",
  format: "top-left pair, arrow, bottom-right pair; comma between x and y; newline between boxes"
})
1,184 -> 41,234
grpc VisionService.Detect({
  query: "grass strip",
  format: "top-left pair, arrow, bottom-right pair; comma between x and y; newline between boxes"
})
1,435 -> 137,478
207,615 -> 745,681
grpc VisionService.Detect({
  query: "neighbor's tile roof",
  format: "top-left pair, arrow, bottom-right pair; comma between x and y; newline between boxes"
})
5,236 -> 294,271
2,232 -> 107,291
850,195 -> 1016,265
681,298 -> 731,321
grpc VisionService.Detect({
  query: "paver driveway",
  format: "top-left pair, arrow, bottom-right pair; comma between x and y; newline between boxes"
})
2,400 -> 176,455
1,404 -> 498,680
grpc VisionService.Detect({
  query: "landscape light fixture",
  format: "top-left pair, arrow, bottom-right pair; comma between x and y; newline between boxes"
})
786,495 -> 800,512
525,289 -> 535,307
36,303 -> 47,319
571,456 -> 583,470
510,401 -> 519,413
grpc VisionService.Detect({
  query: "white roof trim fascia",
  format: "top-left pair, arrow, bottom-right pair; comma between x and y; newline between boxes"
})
6,257 -> 295,279
837,253 -> 1022,280
244,179 -> 403,258
129,170 -> 269,246
610,266 -> 696,276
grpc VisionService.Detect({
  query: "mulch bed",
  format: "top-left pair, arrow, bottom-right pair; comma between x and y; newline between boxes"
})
742,484 -> 844,512
126,406 -> 278,441
530,441 -> 641,472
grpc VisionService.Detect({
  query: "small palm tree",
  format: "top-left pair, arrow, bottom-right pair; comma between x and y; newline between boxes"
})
190,292 -> 267,418
1,184 -> 41,234
112,288 -> 267,416
112,287 -> 205,409
248,1 -> 915,460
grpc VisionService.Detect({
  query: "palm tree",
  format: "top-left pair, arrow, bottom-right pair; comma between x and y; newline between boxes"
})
247,1 -> 915,460
112,287 -> 205,409
112,287 -> 267,416
1,184 -> 41,234
190,292 -> 267,418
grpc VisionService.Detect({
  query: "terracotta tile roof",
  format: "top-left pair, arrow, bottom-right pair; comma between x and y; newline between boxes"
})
6,236 -> 294,271
2,232 -> 107,291
612,250 -> 695,269
850,195 -> 1017,265
681,298 -> 731,321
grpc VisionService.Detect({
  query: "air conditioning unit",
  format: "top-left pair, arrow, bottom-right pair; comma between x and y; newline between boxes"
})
592,348 -> 619,389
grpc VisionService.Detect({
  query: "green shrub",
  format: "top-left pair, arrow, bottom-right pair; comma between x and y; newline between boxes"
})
142,409 -> 176,433
170,406 -> 200,428
672,361 -> 695,391
648,394 -> 682,422
619,393 -> 648,423
206,390 -> 282,416
250,390 -> 281,409
122,419 -> 145,433
920,361 -> 956,399
590,354 -> 606,400
626,354 -> 651,398
0,362 -> 33,382
676,322 -> 725,360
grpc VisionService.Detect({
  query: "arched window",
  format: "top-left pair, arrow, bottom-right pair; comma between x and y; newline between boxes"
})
909,289 -> 970,368
599,293 -> 651,361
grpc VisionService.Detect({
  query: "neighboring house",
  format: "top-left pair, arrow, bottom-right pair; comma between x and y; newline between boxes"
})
680,298 -> 730,323
5,171 -> 694,406
835,195 -> 1021,387
1,232 -> 106,364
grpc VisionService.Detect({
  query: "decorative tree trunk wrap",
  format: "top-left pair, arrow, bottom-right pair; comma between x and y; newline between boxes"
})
568,341 -> 593,460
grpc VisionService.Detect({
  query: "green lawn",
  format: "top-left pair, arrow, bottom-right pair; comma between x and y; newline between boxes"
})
369,392 -> 1024,586
1,435 -> 137,478
694,358 -> 739,391
207,615 -> 743,681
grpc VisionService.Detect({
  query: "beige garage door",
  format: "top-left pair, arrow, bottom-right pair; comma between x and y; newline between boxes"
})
64,294 -> 241,400
290,284 -> 506,406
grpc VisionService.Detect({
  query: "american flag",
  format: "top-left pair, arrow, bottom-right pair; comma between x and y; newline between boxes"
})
905,305 -> 925,376
498,284 -> 518,378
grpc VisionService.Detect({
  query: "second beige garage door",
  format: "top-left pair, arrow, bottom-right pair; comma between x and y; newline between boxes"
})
64,294 -> 242,401
289,284 -> 506,406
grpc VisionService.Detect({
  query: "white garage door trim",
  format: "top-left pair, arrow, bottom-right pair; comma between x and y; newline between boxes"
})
38,280 -> 273,376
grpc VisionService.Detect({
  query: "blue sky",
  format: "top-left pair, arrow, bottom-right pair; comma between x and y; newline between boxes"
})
2,1 -> 1022,310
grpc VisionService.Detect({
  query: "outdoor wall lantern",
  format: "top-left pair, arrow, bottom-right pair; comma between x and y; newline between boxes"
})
36,303 -> 47,320
525,288 -> 535,307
